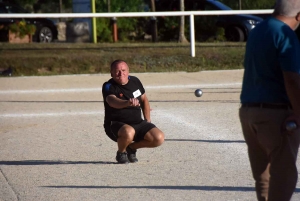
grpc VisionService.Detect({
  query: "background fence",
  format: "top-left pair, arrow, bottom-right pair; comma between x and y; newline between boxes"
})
0,10 -> 273,57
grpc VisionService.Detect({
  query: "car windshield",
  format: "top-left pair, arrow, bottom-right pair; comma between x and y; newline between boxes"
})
207,0 -> 232,10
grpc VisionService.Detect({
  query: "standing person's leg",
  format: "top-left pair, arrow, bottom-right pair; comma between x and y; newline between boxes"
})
240,107 -> 300,201
239,107 -> 270,201
247,142 -> 270,201
268,125 -> 300,201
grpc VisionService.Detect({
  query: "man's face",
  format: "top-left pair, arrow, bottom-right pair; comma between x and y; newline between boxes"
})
111,62 -> 129,85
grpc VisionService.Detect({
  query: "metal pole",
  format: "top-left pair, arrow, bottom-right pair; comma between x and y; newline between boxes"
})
112,17 -> 118,42
189,14 -> 195,57
91,0 -> 97,43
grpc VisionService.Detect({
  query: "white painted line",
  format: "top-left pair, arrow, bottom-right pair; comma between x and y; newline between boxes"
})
146,83 -> 241,89
0,111 -> 104,118
0,83 -> 241,94
0,88 -> 102,94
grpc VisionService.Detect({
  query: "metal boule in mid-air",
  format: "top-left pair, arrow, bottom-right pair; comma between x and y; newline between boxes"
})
194,89 -> 203,97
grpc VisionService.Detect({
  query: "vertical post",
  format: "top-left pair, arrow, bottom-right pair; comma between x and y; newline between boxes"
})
108,0 -> 111,12
59,0 -> 62,12
189,14 -> 195,57
91,0 -> 97,43
150,0 -> 157,42
111,17 -> 118,42
150,16 -> 157,42
239,0 -> 242,10
151,0 -> 155,12
59,0 -> 63,22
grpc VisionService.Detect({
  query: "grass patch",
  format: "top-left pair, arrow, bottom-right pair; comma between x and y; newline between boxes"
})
0,42 -> 246,76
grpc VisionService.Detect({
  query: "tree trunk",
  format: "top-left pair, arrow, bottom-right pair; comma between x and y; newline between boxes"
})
178,0 -> 188,43
59,0 -> 62,22
151,0 -> 155,12
108,0 -> 111,12
150,0 -> 157,42
59,0 -> 62,12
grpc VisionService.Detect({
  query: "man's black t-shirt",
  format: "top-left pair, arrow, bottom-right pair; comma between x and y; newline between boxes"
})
102,76 -> 145,126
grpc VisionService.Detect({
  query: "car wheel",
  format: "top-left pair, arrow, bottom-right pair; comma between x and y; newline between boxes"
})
225,26 -> 245,42
38,26 -> 53,43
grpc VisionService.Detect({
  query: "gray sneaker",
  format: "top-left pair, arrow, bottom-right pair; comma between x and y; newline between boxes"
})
126,146 -> 138,163
116,151 -> 129,164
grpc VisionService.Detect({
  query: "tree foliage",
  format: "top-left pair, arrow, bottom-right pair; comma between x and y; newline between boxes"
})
10,0 -> 37,5
95,0 -> 145,42
12,0 -> 72,11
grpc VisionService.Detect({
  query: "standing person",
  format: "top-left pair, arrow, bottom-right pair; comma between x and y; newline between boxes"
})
102,59 -> 164,164
239,0 -> 300,200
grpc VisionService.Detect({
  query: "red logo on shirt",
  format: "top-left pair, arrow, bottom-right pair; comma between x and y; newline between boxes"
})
120,93 -> 123,97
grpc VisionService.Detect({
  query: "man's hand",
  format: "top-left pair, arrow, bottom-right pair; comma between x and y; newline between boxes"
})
128,98 -> 140,107
284,114 -> 300,133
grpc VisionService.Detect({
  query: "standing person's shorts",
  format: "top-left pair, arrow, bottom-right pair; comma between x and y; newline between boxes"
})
104,120 -> 156,142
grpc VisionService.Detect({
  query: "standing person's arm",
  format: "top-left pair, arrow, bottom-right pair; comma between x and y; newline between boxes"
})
283,72 -> 300,126
140,93 -> 151,122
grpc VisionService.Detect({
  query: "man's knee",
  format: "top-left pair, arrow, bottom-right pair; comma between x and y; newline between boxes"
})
155,130 -> 165,146
146,128 -> 165,147
118,125 -> 135,139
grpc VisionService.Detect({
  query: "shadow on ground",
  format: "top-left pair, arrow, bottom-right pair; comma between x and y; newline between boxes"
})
0,160 -> 115,165
165,139 -> 245,143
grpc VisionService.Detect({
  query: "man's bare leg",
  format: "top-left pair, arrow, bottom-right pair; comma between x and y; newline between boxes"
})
115,125 -> 135,164
129,128 -> 165,149
117,124 -> 135,152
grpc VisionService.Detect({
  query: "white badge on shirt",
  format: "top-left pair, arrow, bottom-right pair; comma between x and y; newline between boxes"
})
133,89 -> 142,98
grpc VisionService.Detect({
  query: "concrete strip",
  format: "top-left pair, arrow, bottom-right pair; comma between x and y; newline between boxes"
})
0,83 -> 242,94
0,168 -> 18,201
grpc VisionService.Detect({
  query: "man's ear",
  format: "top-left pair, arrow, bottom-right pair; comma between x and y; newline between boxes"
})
296,12 -> 300,21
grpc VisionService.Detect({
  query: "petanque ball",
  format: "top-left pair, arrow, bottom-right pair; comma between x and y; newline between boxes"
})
194,89 -> 203,97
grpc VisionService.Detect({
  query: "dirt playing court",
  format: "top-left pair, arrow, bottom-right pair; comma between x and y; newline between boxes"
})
0,70 -> 299,201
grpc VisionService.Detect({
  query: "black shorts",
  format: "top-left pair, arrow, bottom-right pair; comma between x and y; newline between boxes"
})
104,120 -> 156,142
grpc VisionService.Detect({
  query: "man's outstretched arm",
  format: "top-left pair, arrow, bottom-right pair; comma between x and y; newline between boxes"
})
106,95 -> 140,109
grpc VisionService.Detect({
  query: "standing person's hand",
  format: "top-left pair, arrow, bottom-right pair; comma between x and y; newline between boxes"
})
284,114 -> 300,134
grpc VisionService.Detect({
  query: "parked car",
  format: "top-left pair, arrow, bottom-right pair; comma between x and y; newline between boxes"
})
152,0 -> 263,42
0,2 -> 58,42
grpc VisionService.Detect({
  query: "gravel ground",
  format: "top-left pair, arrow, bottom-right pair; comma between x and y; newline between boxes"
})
0,70 -> 299,201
